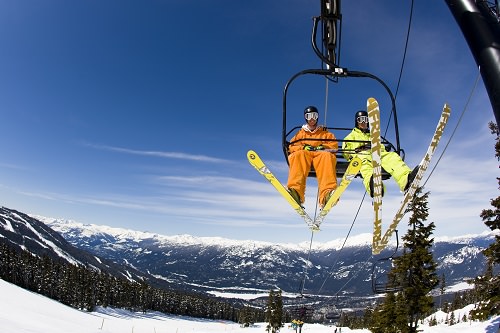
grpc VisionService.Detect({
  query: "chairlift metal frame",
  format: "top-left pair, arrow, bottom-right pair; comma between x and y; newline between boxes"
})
281,0 -> 404,179
371,230 -> 408,294
282,70 -> 403,179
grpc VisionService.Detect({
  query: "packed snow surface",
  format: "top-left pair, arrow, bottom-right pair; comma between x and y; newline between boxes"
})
1,279 -> 499,333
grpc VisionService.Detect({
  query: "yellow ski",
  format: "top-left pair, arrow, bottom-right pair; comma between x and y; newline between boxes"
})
247,150 -> 315,229
312,156 -> 362,229
372,103 -> 451,254
368,97 -> 383,254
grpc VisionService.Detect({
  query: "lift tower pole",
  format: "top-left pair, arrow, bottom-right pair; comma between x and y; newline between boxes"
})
445,0 -> 500,126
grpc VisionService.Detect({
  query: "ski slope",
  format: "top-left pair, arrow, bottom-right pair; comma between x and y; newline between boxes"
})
0,279 -> 498,333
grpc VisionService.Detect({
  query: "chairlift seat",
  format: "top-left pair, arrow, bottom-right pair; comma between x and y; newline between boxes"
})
284,126 -> 404,179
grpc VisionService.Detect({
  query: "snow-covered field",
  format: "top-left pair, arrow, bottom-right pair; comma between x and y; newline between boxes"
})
0,279 -> 498,333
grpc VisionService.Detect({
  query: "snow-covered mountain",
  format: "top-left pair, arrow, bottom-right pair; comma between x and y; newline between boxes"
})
0,206 -> 170,288
1,204 -> 495,308
33,212 -> 495,300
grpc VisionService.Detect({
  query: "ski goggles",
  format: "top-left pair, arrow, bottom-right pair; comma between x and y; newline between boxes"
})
305,112 -> 319,121
356,115 -> 369,124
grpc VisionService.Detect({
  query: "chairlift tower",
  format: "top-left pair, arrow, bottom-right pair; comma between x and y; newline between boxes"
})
446,0 -> 500,126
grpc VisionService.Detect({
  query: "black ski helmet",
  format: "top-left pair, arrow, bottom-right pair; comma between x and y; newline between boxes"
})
355,110 -> 368,129
304,105 -> 318,114
304,106 -> 319,120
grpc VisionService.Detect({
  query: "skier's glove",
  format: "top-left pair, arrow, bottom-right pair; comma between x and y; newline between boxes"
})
315,145 -> 325,150
304,144 -> 314,151
355,144 -> 371,152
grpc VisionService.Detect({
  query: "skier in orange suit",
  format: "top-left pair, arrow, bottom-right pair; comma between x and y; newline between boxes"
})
287,106 -> 338,208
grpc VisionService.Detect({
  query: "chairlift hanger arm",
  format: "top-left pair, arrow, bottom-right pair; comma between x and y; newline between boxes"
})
311,16 -> 341,69
311,0 -> 342,68
371,230 -> 402,294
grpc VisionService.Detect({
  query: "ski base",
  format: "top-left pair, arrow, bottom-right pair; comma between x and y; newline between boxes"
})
312,156 -> 362,229
247,150 -> 315,228
372,103 -> 451,254
368,97 -> 383,250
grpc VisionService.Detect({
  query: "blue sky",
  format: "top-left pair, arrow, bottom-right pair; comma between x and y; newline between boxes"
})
0,0 -> 497,245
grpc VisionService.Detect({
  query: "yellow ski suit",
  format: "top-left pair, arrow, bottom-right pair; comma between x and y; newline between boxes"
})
287,125 -> 338,205
342,127 -> 410,192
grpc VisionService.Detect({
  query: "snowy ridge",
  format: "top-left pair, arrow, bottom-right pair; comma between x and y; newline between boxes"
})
34,215 -> 294,249
37,215 -> 498,251
15,212 -> 80,265
0,207 -> 81,265
434,231 -> 499,244
0,206 -> 156,286
29,213 -> 497,299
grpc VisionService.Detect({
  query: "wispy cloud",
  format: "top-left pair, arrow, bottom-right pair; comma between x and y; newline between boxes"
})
82,143 -> 232,164
0,163 -> 30,171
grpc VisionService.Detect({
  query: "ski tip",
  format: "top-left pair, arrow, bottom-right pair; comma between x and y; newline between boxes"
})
367,97 -> 378,105
310,224 -> 321,232
247,150 -> 257,160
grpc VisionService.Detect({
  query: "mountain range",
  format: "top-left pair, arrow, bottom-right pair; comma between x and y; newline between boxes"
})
34,211 -> 495,296
0,205 -> 495,309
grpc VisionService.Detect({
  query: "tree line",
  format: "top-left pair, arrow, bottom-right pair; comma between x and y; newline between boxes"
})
0,242 -> 264,322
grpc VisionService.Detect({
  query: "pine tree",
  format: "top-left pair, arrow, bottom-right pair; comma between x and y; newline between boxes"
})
370,189 -> 438,333
238,306 -> 255,327
370,292 -> 398,333
471,121 -> 500,319
265,289 -> 284,333
449,311 -> 455,325
439,273 -> 446,309
395,189 -> 439,332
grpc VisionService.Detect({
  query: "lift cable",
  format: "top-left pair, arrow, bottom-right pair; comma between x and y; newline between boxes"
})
422,66 -> 481,187
384,0 -> 414,138
312,0 -> 416,297
298,228 -> 317,296
297,0 -> 415,298
317,191 -> 372,295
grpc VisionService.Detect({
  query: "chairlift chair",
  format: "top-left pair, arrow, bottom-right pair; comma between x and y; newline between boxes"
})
281,3 -> 403,179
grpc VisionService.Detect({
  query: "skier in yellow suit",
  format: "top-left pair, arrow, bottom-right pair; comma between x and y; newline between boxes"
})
287,106 -> 338,207
342,110 -> 418,197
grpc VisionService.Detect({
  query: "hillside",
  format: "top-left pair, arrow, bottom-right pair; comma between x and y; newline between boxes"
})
0,278 -> 498,333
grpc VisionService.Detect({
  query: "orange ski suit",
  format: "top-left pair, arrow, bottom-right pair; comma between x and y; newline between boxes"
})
286,125 -> 338,205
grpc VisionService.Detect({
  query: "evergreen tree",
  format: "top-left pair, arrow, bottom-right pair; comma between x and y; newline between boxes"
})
471,121 -> 500,319
439,273 -> 446,309
362,305 -> 374,329
373,292 -> 398,333
274,289 -> 284,326
448,311 -> 455,325
265,289 -> 284,333
238,306 -> 255,327
395,189 -> 438,332
370,189 -> 438,333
